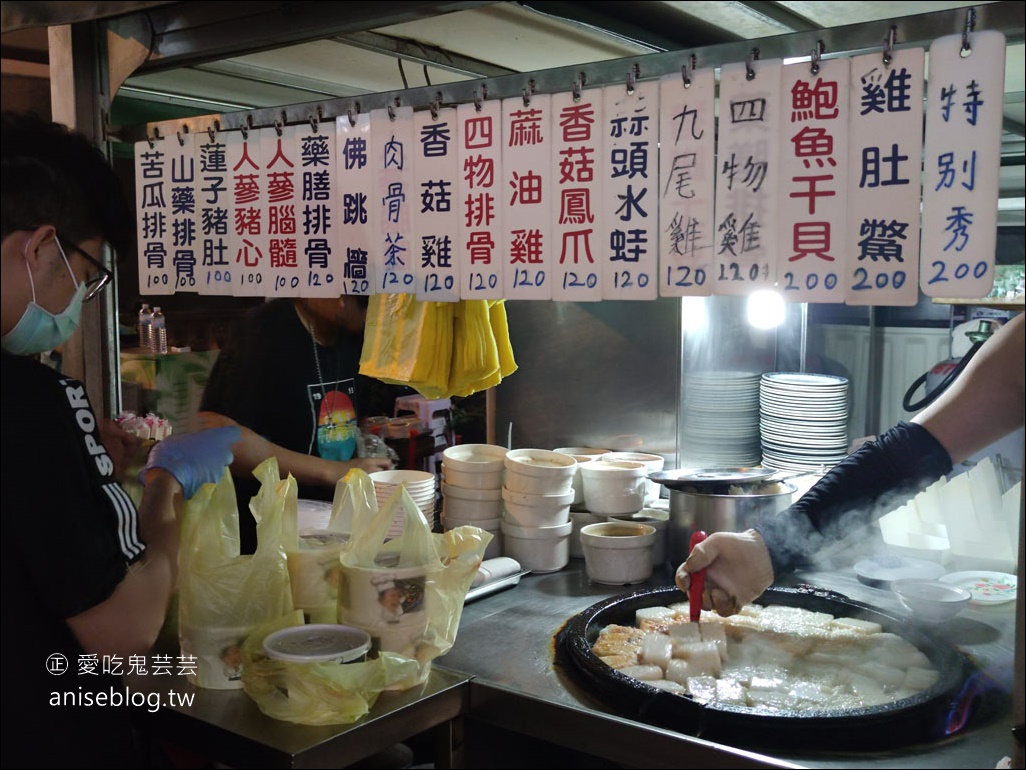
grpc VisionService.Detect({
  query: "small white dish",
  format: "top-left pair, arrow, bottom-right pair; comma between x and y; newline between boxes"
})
938,571 -> 1018,605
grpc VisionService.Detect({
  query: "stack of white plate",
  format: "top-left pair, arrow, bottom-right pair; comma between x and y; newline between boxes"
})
369,470 -> 437,538
680,371 -> 762,466
759,372 -> 850,472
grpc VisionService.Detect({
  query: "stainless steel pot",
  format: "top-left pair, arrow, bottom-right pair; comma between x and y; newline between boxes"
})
667,482 -> 796,566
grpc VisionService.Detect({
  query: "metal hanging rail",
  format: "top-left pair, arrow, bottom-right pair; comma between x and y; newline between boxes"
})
119,2 -> 1023,144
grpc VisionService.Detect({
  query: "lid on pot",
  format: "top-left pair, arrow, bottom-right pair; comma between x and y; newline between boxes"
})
650,467 -> 775,490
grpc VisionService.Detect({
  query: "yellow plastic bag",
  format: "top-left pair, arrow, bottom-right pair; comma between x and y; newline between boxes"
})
359,293 -> 454,396
336,470 -> 491,690
178,458 -> 295,689
240,611 -> 421,726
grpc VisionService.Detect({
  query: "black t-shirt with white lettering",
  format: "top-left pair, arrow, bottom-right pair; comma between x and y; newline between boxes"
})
1,351 -> 142,767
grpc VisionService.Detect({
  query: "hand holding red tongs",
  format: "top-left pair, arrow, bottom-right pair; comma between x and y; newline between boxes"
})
688,530 -> 708,622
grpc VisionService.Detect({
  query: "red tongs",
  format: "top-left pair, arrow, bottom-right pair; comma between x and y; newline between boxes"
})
689,530 -> 708,622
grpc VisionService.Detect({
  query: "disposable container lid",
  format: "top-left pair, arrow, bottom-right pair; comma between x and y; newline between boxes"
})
263,624 -> 371,664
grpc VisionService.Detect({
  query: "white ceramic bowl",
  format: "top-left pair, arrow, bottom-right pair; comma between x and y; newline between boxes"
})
557,454 -> 597,506
580,521 -> 656,585
370,469 -> 436,490
501,486 -> 574,527
441,481 -> 502,501
891,579 -> 972,624
500,519 -> 571,573
579,459 -> 647,514
601,451 -> 666,503
606,508 -> 670,567
443,493 -> 503,521
503,449 -> 577,495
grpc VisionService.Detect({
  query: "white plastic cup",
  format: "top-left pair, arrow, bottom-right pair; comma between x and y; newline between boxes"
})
500,519 -> 572,573
337,560 -> 433,658
569,510 -> 604,558
263,624 -> 371,664
442,515 -> 503,559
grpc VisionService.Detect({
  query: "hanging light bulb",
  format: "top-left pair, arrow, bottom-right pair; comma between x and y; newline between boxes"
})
747,290 -> 785,329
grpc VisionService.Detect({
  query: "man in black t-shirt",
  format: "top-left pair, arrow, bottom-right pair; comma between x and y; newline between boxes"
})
1,112 -> 239,768
200,296 -> 398,552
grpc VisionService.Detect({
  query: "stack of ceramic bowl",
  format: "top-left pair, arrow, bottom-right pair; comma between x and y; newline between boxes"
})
759,372 -> 850,472
440,444 -> 508,559
369,470 -> 437,539
500,449 -> 577,572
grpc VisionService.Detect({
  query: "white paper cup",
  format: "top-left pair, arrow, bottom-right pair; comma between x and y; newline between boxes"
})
337,559 -> 434,657
178,623 -> 251,690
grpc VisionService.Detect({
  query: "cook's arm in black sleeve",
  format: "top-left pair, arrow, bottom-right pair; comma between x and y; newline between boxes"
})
754,421 -> 953,576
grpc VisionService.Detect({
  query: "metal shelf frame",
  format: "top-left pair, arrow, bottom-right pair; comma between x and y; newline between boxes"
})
116,1 -> 1024,144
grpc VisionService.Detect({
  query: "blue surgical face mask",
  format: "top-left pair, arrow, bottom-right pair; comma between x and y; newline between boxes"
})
2,239 -> 88,355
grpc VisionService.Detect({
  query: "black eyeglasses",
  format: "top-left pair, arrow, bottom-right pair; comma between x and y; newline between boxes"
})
56,234 -> 113,302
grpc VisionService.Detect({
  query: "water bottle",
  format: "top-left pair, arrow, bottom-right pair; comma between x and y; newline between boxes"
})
151,306 -> 168,354
137,303 -> 152,350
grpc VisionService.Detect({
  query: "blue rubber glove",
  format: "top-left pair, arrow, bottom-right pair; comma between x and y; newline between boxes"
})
141,426 -> 241,499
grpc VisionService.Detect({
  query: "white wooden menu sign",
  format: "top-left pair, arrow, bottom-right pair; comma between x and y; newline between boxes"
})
502,93 -> 553,300
227,128 -> 269,297
412,107 -> 461,302
260,125 -> 304,296
777,57 -> 850,303
166,134 -> 199,294
658,67 -> 715,297
845,49 -> 925,306
193,131 -> 233,295
135,138 -> 174,295
713,59 -> 782,295
335,111 -> 376,296
601,78 -> 659,300
293,122 -> 341,297
551,87 -> 603,301
457,99 -> 504,299
371,105 -> 416,294
920,31 -> 1005,299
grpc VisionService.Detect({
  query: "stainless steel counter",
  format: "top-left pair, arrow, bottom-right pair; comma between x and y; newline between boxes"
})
127,665 -> 469,768
437,559 -> 1018,769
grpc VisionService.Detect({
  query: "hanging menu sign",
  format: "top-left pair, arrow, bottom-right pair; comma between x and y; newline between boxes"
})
777,56 -> 850,303
601,78 -> 659,300
845,49 -> 925,306
713,59 -> 782,295
551,87 -> 603,301
260,124 -> 303,296
135,137 -> 173,295
920,31 -> 1005,299
194,131 -> 233,295
336,111 -> 376,296
457,99 -> 504,299
658,67 -> 716,297
371,105 -> 416,294
501,93 -> 553,300
227,128 -> 269,296
294,121 -> 340,297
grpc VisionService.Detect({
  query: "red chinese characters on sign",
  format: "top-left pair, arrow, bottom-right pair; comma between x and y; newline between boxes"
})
458,99 -> 503,298
228,130 -> 267,295
777,59 -> 850,302
503,95 -> 551,299
551,92 -> 602,300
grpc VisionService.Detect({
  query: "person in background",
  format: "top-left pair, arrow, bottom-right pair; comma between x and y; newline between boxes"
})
199,296 -> 401,553
674,311 -> 1024,614
1,111 -> 241,768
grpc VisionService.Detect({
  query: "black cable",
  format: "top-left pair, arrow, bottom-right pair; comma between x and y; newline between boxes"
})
902,339 -> 985,412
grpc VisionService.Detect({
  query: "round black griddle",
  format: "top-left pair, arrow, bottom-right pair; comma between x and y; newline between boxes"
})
555,585 -> 974,751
